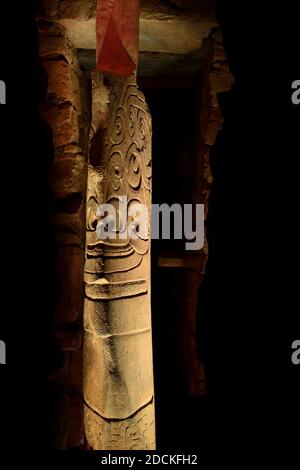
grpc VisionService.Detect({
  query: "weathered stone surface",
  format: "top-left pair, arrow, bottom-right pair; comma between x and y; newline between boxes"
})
197,27 -> 234,250
44,60 -> 81,111
84,401 -> 155,450
42,0 -> 216,58
58,0 -> 96,20
48,0 -> 214,21
84,72 -> 155,449
59,143 -> 83,156
38,18 -> 89,452
139,17 -> 213,53
59,15 -> 214,54
40,33 -> 69,59
38,22 -> 82,74
42,104 -> 79,147
78,74 -> 91,155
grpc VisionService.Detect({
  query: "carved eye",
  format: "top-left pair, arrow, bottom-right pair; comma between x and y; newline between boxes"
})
139,118 -> 146,139
128,153 -> 141,189
111,116 -> 125,144
132,156 -> 139,173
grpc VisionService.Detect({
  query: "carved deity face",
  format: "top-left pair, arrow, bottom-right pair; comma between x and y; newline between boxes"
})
86,75 -> 152,267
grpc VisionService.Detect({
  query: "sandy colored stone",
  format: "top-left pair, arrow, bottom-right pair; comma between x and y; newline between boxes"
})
83,73 -> 155,449
84,401 -> 155,450
44,60 -> 81,111
58,16 -> 214,54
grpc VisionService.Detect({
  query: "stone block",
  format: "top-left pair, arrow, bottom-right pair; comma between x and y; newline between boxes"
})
39,32 -> 79,70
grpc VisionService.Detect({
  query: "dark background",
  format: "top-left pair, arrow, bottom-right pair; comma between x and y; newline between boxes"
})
0,0 -> 299,464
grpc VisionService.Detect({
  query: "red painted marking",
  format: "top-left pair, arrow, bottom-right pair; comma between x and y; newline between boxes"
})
96,0 -> 140,76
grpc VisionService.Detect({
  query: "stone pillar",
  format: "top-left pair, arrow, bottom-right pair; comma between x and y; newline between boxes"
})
83,72 -> 155,450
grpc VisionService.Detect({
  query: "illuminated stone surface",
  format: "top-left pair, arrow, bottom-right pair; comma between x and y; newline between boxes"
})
83,72 -> 155,450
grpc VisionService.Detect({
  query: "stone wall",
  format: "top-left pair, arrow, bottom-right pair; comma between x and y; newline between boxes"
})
38,18 -> 90,448
181,27 -> 234,397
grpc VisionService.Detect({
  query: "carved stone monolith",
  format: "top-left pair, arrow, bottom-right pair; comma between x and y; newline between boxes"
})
83,71 -> 155,450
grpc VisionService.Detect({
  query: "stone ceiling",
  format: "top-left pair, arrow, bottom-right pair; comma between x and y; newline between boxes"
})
42,0 -> 217,77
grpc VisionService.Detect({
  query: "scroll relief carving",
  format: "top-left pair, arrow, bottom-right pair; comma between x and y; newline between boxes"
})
83,72 -> 155,450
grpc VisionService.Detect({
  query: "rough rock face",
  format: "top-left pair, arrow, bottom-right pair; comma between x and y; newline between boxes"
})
41,0 -> 208,19
41,0 -> 96,20
202,28 -> 234,221
39,20 -> 89,448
